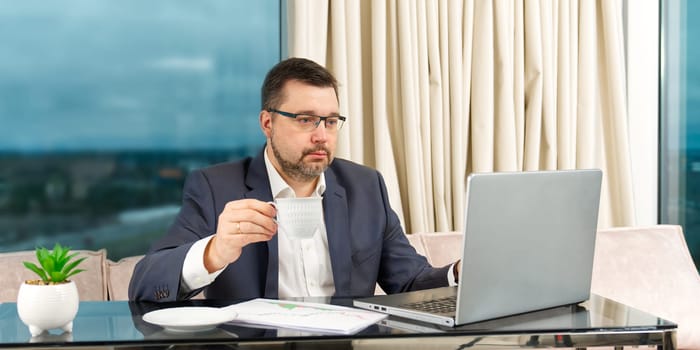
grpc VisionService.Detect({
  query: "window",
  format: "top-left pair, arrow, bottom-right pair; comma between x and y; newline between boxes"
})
660,0 -> 700,269
0,1 -> 281,259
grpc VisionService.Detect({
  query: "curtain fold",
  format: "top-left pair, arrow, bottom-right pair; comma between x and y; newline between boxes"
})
289,0 -> 635,233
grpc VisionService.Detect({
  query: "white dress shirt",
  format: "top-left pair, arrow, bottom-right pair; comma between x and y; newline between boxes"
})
263,150 -> 336,298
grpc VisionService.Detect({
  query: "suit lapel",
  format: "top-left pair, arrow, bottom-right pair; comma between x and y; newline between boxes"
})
244,148 -> 278,298
323,169 -> 352,296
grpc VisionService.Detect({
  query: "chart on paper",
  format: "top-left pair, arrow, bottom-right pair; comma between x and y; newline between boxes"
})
222,298 -> 387,334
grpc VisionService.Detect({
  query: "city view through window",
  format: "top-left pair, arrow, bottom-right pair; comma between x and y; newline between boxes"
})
661,0 -> 700,271
0,1 -> 280,260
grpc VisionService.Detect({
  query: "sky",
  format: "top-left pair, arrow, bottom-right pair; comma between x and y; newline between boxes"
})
0,1 -> 278,152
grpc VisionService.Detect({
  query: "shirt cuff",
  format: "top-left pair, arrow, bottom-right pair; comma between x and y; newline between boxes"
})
181,235 -> 225,292
447,263 -> 458,287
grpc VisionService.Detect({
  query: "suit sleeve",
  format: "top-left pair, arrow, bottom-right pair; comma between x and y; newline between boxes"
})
128,169 -> 218,301
375,172 -> 451,293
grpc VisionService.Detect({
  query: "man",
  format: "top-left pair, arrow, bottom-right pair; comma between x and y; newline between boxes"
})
129,57 -> 460,302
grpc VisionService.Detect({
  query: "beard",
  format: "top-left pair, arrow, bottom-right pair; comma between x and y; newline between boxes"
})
270,137 -> 332,183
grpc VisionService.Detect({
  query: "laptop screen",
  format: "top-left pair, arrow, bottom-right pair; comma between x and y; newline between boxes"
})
454,169 -> 602,324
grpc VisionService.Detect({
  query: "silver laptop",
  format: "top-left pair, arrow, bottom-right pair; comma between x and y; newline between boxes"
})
354,169 -> 602,327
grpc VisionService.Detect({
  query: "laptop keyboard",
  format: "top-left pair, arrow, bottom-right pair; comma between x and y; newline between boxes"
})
400,296 -> 457,314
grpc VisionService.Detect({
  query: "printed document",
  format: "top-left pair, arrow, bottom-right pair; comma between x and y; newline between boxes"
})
223,298 -> 387,334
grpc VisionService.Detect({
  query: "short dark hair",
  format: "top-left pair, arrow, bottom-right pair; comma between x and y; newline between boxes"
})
261,57 -> 339,110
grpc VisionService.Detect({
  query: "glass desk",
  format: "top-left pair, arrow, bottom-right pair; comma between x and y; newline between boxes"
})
0,294 -> 676,349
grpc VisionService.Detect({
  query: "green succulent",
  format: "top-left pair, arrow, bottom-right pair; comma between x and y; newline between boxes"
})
23,243 -> 86,284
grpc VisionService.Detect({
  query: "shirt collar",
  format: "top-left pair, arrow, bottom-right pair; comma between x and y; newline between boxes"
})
263,146 -> 326,199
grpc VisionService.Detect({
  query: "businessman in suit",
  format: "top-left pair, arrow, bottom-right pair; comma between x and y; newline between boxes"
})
129,57 -> 461,302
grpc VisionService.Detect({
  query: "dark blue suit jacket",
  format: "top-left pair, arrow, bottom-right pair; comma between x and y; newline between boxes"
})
128,148 -> 449,301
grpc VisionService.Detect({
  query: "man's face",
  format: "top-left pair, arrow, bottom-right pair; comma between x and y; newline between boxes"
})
260,79 -> 339,183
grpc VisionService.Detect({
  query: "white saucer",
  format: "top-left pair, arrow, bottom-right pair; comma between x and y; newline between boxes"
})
142,306 -> 237,333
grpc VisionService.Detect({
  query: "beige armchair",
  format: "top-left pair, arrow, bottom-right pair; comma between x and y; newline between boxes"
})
0,249 -> 108,302
412,231 -> 462,267
106,254 -> 204,300
106,255 -> 144,301
591,225 -> 700,349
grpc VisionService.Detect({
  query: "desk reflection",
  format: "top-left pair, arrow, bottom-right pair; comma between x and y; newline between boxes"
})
377,303 -> 590,335
0,295 -> 676,350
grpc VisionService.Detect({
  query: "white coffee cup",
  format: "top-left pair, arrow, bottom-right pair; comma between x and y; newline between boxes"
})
274,197 -> 323,239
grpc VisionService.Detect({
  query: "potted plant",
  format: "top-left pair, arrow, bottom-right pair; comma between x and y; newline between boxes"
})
17,243 -> 86,336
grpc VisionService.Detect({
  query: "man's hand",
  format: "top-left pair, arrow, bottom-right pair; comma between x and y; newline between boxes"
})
204,199 -> 277,272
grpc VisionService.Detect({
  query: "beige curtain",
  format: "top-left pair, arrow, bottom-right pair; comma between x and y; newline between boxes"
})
289,0 -> 635,233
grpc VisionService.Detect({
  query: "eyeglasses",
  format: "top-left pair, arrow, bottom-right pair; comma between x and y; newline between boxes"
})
267,109 -> 346,132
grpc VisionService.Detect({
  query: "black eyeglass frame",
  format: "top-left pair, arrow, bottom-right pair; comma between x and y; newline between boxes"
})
267,108 -> 347,131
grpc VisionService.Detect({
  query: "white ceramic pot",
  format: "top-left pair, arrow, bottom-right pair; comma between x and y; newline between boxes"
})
17,280 -> 79,336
